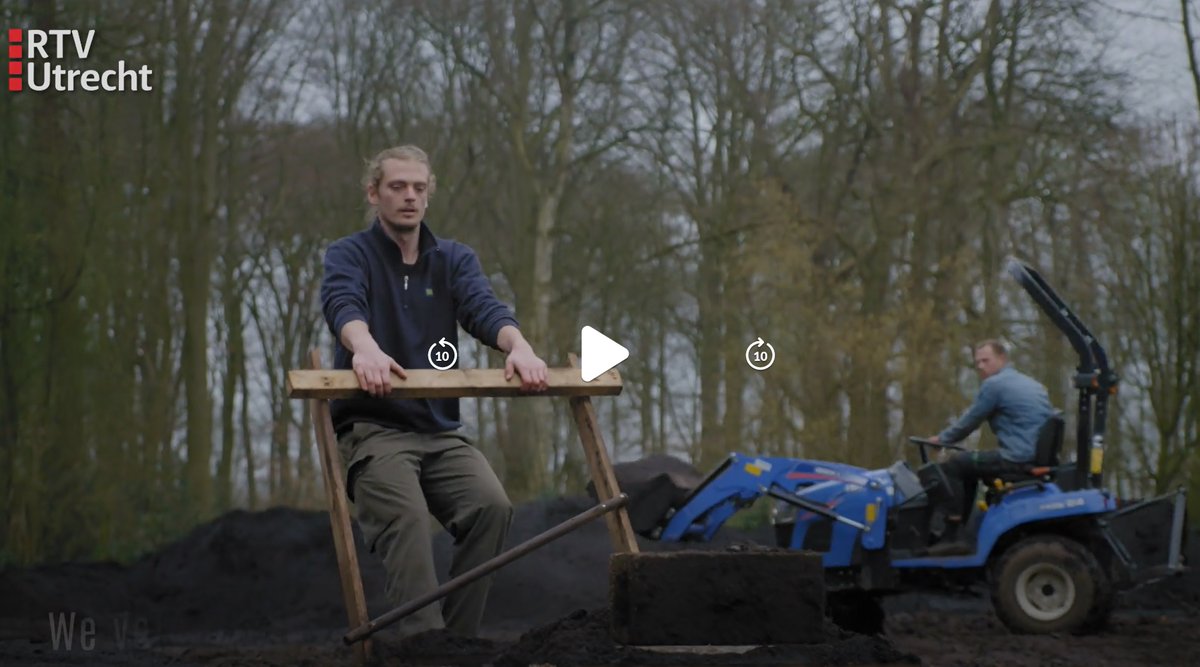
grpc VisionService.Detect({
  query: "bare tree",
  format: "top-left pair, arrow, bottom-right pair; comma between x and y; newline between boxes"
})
419,0 -> 644,495
1094,128 -> 1200,505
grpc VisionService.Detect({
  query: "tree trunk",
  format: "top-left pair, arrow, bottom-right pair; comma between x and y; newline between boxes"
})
217,275 -> 243,511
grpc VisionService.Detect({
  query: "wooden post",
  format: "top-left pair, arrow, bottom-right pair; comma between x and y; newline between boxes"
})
569,354 -> 639,553
307,349 -> 371,665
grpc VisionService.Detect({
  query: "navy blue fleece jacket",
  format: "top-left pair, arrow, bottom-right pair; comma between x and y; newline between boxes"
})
320,220 -> 519,435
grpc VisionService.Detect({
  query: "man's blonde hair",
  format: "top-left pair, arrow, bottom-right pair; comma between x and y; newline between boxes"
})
362,144 -> 437,200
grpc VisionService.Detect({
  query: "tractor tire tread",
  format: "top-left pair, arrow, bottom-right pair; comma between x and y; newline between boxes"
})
990,534 -> 1109,635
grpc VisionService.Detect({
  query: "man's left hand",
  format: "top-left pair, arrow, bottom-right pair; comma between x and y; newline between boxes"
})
505,346 -> 549,391
925,435 -> 953,462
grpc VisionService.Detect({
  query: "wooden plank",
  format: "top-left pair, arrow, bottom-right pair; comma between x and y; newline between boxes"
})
568,354 -> 639,553
287,367 -> 623,399
307,350 -> 372,664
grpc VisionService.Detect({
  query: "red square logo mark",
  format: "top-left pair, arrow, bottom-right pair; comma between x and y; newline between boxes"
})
8,78 -> 21,92
8,29 -> 21,43
7,45 -> 19,59
7,61 -> 19,75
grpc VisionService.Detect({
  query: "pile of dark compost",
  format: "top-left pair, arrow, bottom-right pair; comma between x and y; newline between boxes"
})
1,489 -> 1196,666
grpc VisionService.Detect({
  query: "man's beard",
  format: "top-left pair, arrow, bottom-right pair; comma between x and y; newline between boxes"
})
381,215 -> 420,233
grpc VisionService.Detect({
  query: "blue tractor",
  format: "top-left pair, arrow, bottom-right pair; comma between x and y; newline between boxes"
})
631,260 -> 1187,634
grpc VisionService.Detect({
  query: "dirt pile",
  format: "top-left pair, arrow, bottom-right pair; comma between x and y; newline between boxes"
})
1,493 -> 1196,666
385,609 -> 918,667
375,629 -> 502,666
0,507 -> 389,639
588,454 -> 707,536
0,496 -> 924,666
494,609 -> 918,667
0,496 -> 772,639
610,551 -> 825,645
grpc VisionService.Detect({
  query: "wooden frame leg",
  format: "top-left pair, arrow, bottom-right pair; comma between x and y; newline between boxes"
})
308,349 -> 372,664
569,395 -> 638,552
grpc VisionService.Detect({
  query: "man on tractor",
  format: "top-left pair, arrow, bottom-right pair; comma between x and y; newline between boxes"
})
925,339 -> 1056,554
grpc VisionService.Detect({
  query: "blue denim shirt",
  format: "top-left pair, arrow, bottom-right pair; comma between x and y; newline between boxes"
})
938,366 -> 1055,462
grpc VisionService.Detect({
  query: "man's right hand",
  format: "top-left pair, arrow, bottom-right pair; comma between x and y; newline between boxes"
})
339,320 -> 406,397
352,347 -> 407,397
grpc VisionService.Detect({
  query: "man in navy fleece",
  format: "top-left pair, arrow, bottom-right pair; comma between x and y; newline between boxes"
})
321,145 -> 548,639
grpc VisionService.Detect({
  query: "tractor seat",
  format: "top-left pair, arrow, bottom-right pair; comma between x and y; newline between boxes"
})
993,411 -> 1064,484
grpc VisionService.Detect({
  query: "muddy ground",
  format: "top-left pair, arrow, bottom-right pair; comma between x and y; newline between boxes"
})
1,494 -> 1196,666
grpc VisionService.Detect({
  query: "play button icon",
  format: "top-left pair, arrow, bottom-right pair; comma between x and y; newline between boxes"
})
580,326 -> 629,382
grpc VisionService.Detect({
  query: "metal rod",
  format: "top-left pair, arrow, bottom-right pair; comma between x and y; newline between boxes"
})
762,486 -> 867,531
344,492 -> 630,645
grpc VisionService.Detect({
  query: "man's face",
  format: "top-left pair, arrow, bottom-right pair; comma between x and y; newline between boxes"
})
368,159 -> 430,232
973,346 -> 1006,380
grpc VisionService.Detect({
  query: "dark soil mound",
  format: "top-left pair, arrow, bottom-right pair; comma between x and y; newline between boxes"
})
0,506 -> 391,639
587,454 -> 706,536
0,493 -> 1195,666
129,506 -> 363,633
367,608 -> 917,666
373,628 -> 502,666
495,608 -> 650,667
492,608 -> 918,667
469,495 -> 614,633
0,495 -> 772,641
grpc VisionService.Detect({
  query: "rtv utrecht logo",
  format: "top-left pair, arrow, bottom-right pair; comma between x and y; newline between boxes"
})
7,28 -> 153,93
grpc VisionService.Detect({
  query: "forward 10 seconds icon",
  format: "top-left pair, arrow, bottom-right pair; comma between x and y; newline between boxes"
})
745,337 -> 775,371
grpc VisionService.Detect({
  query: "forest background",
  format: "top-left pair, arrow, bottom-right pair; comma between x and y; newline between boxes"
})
2,0 -> 1199,564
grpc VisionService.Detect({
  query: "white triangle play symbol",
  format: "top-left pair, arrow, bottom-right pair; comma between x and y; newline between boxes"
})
580,326 -> 629,382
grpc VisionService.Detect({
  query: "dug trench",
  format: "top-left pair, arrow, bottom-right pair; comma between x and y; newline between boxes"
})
0,494 -> 1196,666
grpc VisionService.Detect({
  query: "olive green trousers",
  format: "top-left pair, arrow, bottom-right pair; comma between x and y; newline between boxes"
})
338,423 -> 512,638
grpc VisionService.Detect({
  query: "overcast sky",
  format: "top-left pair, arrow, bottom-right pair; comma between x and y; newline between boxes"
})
1102,0 -> 1198,120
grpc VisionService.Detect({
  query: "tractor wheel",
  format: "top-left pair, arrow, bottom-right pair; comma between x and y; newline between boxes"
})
990,535 -> 1107,634
1077,567 -> 1116,634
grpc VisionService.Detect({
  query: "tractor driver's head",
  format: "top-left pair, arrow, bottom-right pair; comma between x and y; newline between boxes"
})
973,340 -> 1008,380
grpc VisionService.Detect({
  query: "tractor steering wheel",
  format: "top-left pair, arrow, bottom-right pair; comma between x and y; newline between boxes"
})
907,436 -> 966,464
